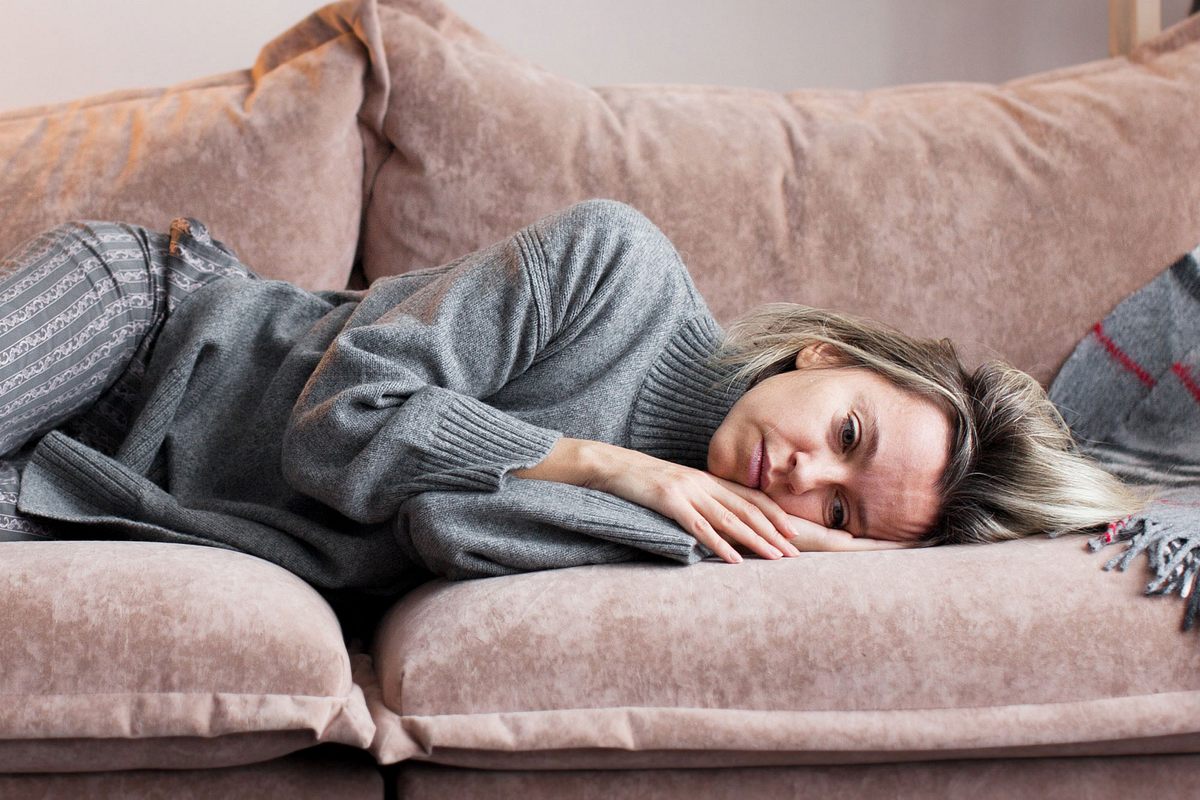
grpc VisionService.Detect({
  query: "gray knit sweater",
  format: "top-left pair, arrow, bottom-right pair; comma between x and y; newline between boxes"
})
17,201 -> 746,595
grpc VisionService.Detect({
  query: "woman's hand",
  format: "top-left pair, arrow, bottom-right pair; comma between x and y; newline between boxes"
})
688,478 -> 916,556
595,452 -> 806,563
513,438 -> 914,563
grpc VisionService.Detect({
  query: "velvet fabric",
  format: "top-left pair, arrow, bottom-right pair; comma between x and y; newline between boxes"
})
0,8 -> 369,291
356,0 -> 1200,384
363,534 -> 1200,768
395,754 -> 1200,800
0,542 -> 374,771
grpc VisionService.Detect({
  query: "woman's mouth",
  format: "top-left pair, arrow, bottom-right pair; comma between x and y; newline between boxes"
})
749,438 -> 764,489
761,445 -> 772,493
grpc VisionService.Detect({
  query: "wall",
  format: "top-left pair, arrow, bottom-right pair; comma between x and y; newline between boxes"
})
0,0 -> 1193,112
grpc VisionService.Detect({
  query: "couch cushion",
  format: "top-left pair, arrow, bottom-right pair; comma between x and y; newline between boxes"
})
0,4 -> 372,291
0,541 -> 374,772
362,534 -> 1200,768
357,0 -> 1200,384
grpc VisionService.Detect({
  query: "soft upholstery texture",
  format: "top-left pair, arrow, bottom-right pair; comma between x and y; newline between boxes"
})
0,8 -> 371,290
0,542 -> 374,772
395,754 -> 1200,800
362,534 -> 1200,768
0,747 -> 382,799
357,0 -> 1200,383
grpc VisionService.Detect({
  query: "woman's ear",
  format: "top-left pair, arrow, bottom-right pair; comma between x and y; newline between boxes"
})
794,342 -> 843,370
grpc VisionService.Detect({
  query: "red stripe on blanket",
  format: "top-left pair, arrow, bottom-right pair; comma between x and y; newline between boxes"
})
1172,362 -> 1200,405
1092,323 -> 1156,388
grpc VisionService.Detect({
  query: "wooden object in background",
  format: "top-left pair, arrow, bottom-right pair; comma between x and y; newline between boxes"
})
1109,0 -> 1163,55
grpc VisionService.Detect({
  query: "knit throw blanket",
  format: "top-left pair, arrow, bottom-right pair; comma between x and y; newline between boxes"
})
1049,243 -> 1200,632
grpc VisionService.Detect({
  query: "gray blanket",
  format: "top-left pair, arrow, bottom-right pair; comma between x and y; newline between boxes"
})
1049,244 -> 1200,631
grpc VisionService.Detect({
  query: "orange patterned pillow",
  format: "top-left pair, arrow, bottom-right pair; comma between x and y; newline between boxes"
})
0,9 -> 369,290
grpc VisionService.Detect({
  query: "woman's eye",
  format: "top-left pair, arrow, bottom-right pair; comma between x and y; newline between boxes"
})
830,495 -> 848,529
839,415 -> 857,451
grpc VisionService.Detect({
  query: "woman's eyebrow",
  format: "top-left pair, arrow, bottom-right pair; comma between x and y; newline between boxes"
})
854,394 -> 880,536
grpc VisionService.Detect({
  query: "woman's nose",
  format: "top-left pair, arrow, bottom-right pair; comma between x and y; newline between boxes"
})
787,449 -> 847,494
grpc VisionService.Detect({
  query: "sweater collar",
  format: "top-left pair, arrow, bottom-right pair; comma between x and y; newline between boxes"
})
627,314 -> 753,470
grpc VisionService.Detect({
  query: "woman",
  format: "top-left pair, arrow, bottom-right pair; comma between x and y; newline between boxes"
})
0,200 -> 1139,597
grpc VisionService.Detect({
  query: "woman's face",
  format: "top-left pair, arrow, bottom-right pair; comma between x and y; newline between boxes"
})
708,347 -> 953,542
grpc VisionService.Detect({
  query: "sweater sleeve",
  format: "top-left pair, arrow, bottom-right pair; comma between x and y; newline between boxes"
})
397,479 -> 717,580
281,200 -> 690,524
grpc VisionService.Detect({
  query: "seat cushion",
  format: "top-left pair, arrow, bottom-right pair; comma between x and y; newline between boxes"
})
0,541 -> 374,772
356,0 -> 1200,384
362,534 -> 1200,768
0,3 -> 371,291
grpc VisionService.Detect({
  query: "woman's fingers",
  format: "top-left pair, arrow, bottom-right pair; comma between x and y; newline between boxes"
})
684,497 -> 911,562
785,515 -> 917,552
694,480 -> 917,558
645,470 -> 801,563
689,491 -> 794,561
710,477 -> 803,556
684,514 -> 745,563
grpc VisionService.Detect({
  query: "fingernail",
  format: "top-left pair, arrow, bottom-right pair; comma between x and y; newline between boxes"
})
731,553 -> 744,563
767,546 -> 782,558
784,543 -> 801,557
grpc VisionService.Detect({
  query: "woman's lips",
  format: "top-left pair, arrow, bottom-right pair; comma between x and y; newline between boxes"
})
749,438 -> 764,489
761,445 -> 771,493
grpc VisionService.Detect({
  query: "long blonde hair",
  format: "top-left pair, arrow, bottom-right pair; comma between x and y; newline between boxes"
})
713,303 -> 1145,545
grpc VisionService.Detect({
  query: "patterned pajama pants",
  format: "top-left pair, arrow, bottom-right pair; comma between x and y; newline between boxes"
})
0,218 -> 257,541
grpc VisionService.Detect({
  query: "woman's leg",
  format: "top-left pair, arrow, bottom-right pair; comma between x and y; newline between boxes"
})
58,217 -> 258,457
0,221 -> 165,457
0,217 -> 256,539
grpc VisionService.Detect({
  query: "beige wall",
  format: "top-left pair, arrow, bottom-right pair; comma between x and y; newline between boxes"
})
0,0 -> 1193,112
451,0 -> 1193,90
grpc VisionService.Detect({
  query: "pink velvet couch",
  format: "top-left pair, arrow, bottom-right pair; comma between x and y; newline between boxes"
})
2,1 -> 1200,797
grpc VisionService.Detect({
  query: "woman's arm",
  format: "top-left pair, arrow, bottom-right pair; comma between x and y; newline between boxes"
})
281,201 -> 671,524
509,437 -> 599,487
398,480 -> 713,579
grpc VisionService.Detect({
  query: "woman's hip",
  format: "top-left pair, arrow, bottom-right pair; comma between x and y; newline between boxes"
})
0,217 -> 257,458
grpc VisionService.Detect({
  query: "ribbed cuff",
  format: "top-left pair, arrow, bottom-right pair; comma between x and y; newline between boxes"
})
409,389 -> 562,493
19,430 -> 140,519
578,490 -> 713,564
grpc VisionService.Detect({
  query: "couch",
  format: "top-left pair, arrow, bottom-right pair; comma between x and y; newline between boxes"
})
2,0 -> 1200,796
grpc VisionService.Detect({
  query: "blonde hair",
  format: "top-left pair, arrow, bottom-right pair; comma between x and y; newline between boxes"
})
712,304 -> 1146,546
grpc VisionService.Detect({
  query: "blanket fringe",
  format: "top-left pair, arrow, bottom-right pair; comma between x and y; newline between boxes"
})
1087,516 -> 1200,631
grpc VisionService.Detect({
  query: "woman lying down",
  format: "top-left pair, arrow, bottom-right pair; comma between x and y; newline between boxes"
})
0,200 -> 1138,602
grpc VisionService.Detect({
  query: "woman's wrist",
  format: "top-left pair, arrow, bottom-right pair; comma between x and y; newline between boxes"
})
511,437 -> 616,488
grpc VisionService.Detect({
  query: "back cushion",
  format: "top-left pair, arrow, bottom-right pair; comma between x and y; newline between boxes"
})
359,0 -> 1200,383
0,6 -> 372,290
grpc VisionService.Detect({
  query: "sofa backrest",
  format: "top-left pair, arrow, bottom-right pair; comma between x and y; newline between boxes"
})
353,0 -> 1200,384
